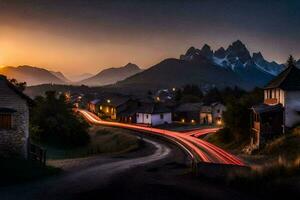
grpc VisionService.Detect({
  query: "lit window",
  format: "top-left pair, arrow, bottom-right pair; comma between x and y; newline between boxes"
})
0,113 -> 12,129
100,106 -> 103,110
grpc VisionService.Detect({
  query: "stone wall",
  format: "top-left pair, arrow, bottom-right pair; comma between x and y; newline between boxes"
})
0,78 -> 29,159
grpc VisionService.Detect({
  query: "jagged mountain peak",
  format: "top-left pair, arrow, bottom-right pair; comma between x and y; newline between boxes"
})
214,47 -> 226,58
180,40 -> 285,76
200,44 -> 213,58
226,40 -> 251,63
252,52 -> 264,61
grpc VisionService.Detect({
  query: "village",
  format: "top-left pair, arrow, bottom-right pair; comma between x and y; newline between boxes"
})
1,1 -> 300,199
1,60 -> 300,162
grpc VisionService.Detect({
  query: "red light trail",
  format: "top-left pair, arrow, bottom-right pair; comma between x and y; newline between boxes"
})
78,109 -> 245,166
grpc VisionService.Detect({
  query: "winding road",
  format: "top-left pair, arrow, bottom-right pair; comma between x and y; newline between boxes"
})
78,109 -> 244,166
0,134 -> 173,200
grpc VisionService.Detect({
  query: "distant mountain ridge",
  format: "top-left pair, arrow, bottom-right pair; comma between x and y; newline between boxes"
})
115,40 -> 287,92
180,40 -> 285,76
0,65 -> 66,86
50,71 -> 71,83
80,63 -> 142,86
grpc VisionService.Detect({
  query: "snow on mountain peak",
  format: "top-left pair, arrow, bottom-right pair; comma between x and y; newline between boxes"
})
180,40 -> 285,76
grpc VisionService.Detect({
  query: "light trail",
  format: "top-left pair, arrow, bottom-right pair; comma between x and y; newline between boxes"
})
77,109 -> 245,166
182,128 -> 220,137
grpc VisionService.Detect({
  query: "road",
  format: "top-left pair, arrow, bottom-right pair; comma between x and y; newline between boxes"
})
78,109 -> 244,166
0,133 -> 174,200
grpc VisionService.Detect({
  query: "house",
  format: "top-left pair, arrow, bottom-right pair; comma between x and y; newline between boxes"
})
174,103 -> 203,123
211,102 -> 226,125
200,102 -> 226,125
136,103 -> 172,126
200,105 -> 213,125
88,96 -> 135,120
87,99 -> 101,114
0,75 -> 33,159
251,64 -> 300,147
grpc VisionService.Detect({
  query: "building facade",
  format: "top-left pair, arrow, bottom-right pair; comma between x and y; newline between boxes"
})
0,75 -> 32,159
136,103 -> 172,126
251,65 -> 300,147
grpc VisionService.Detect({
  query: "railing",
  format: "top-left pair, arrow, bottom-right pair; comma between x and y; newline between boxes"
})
29,143 -> 47,166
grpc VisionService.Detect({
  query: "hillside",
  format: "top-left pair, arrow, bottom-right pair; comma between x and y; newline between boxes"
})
80,63 -> 141,86
0,65 -> 66,86
114,40 -> 284,91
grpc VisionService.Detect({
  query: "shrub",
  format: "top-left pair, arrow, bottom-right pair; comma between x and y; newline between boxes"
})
30,91 -> 90,147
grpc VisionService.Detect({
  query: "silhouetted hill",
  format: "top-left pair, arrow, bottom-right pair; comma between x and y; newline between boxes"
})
0,65 -> 66,86
80,63 -> 141,86
115,40 -> 285,91
50,71 -> 71,83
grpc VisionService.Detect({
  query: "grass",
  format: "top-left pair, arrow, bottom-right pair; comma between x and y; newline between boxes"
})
204,132 -> 247,151
225,160 -> 300,196
43,126 -> 140,159
260,130 -> 300,161
0,158 -> 60,187
204,127 -> 300,196
156,122 -> 216,132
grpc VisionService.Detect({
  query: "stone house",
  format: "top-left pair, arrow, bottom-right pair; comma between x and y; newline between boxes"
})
0,75 -> 33,159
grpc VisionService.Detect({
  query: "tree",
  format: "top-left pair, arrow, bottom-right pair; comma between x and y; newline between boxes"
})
30,91 -> 90,147
9,78 -> 27,92
286,55 -> 296,67
174,89 -> 183,102
221,88 -> 263,142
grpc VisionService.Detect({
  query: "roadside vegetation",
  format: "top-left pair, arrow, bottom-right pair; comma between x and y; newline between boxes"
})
200,87 -> 262,150
30,91 -> 90,147
44,126 -> 140,159
0,158 -> 60,186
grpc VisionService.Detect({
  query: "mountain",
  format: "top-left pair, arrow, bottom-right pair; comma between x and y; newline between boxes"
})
71,73 -> 94,82
115,40 -> 286,91
80,63 -> 142,86
0,65 -> 66,86
50,71 -> 70,83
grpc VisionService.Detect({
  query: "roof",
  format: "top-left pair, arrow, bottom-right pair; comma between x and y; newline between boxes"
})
137,103 -> 171,114
175,103 -> 203,112
90,99 -> 101,105
89,96 -> 130,107
0,75 -> 34,105
200,106 -> 212,113
264,65 -> 300,91
0,107 -> 17,113
252,103 -> 283,114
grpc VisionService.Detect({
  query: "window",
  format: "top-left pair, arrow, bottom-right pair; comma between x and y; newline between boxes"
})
160,114 -> 164,119
146,114 -> 149,119
0,113 -> 12,129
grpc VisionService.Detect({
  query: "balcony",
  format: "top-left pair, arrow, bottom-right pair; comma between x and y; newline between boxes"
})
264,98 -> 278,105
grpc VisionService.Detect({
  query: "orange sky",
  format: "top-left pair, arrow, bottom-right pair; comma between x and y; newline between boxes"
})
0,1 -> 299,77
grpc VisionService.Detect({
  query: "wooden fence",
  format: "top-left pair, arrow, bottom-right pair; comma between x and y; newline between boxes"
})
29,143 -> 47,166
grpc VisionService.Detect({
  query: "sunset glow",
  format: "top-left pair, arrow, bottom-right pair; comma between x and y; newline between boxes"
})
0,1 -> 299,77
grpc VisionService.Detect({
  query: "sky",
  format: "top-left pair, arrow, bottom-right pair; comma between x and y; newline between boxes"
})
0,0 -> 300,76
